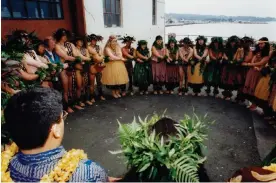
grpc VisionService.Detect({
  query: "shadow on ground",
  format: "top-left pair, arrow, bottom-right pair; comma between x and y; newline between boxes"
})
63,94 -> 261,181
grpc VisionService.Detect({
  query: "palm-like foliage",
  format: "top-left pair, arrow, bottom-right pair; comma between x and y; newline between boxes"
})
110,112 -> 209,182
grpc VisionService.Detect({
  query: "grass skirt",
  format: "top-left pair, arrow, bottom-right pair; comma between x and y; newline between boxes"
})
101,60 -> 129,86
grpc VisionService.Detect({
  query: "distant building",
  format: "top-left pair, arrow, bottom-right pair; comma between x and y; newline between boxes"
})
1,0 -> 165,45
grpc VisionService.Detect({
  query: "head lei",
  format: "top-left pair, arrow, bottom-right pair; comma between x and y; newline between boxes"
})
179,37 -> 192,47
138,40 -> 148,47
167,33 -> 177,45
111,112 -> 207,182
241,36 -> 254,44
119,35 -> 136,44
153,35 -> 163,50
137,40 -> 149,56
53,28 -> 72,42
211,37 -> 223,44
2,29 -> 39,61
196,35 -> 207,43
227,35 -> 240,44
87,34 -> 104,42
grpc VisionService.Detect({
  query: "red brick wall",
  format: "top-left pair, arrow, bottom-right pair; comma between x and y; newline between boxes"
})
1,0 -> 73,39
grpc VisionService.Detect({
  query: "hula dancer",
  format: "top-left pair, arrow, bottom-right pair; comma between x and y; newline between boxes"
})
101,35 -> 129,98
121,36 -> 136,96
165,34 -> 180,94
151,35 -> 167,94
188,35 -> 208,96
87,34 -> 106,102
236,37 -> 254,103
133,40 -> 152,94
74,36 -> 93,106
254,51 -> 276,117
243,37 -> 270,110
54,29 -> 80,113
204,37 -> 224,97
178,37 -> 193,95
221,36 -> 241,100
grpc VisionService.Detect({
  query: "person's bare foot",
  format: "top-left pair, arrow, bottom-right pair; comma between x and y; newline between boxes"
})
67,107 -> 74,113
122,92 -> 127,97
165,90 -> 170,94
225,97 -> 231,101
178,92 -> 182,96
74,105 -> 84,110
154,91 -> 158,95
79,102 -> 85,107
100,96 -> 106,101
198,93 -> 202,97
159,91 -> 164,95
86,101 -> 93,106
145,91 -> 149,95
140,92 -> 144,95
90,98 -> 96,103
170,91 -> 174,94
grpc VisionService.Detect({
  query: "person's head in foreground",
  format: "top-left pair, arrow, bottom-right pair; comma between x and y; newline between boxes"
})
3,88 -> 108,182
116,115 -> 209,182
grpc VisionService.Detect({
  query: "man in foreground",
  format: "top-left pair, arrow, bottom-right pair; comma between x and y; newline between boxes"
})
3,88 -> 108,182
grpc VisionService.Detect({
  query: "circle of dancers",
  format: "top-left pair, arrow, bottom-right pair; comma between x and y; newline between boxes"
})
2,29 -> 276,122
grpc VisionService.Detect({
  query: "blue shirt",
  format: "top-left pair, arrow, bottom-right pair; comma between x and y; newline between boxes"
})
9,146 -> 108,182
45,50 -> 61,64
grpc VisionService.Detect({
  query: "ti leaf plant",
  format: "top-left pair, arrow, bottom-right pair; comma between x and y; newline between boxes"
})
110,112 -> 209,182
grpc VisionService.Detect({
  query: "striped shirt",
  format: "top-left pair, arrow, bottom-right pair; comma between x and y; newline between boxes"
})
9,146 -> 108,182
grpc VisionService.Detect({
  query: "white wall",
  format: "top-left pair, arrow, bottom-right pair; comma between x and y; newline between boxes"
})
84,0 -> 165,47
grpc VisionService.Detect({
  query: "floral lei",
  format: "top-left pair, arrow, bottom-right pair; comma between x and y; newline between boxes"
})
1,143 -> 87,182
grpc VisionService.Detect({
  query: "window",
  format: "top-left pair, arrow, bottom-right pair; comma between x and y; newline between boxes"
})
1,0 -> 63,19
152,0 -> 156,25
103,0 -> 121,27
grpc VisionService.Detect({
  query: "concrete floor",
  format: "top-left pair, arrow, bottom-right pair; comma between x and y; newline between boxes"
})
62,92 -> 266,181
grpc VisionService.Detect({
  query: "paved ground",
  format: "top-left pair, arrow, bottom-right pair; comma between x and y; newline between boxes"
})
62,91 -> 269,181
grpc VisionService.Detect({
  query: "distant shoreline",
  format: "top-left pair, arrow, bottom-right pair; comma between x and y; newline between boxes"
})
165,22 -> 268,27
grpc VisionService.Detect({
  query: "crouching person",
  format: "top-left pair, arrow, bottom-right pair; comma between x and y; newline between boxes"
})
2,88 -> 108,182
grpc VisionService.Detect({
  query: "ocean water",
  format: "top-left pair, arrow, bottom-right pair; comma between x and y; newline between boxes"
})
165,22 -> 276,42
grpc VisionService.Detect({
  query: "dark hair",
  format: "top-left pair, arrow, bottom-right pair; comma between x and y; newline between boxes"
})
4,88 -> 63,150
35,41 -> 45,56
151,117 -> 178,138
254,37 -> 270,57
209,39 -> 224,53
53,28 -> 71,42
153,35 -> 163,49
73,36 -> 86,48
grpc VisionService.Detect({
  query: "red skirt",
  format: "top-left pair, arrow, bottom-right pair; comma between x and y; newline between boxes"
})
243,68 -> 262,96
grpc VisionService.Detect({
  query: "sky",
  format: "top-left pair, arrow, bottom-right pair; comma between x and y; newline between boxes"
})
165,0 -> 276,17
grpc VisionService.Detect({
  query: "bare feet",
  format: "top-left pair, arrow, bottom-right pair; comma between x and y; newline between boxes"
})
225,97 -> 231,101
79,102 -> 85,107
170,91 -> 174,95
178,92 -> 183,96
145,91 -> 149,95
100,96 -> 106,101
154,91 -> 158,95
74,105 -> 84,110
90,98 -> 96,103
86,101 -> 93,106
122,92 -> 127,97
140,92 -> 144,95
67,107 -> 74,113
159,91 -> 164,95
165,90 -> 170,94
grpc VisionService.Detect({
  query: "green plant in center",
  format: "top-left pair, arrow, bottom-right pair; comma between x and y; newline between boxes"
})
110,112 -> 209,182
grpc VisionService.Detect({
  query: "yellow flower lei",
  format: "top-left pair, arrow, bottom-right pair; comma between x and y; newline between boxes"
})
1,143 -> 87,183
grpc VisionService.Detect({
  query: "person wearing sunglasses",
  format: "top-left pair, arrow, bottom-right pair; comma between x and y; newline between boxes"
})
3,88 -> 108,182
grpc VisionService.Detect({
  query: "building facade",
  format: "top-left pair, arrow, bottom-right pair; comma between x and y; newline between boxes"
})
1,0 -> 86,38
1,0 -> 165,45
84,0 -> 165,46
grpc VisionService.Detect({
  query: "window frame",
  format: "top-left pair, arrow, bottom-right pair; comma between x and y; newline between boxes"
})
152,0 -> 157,25
1,0 -> 64,20
103,0 -> 122,28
